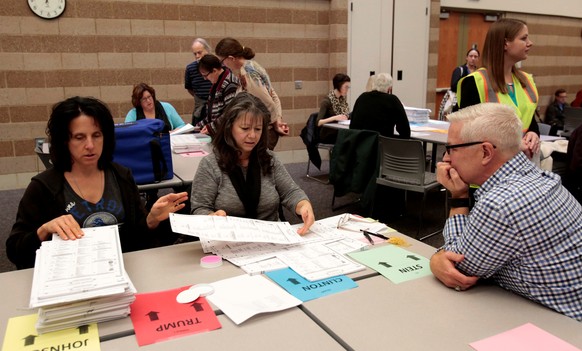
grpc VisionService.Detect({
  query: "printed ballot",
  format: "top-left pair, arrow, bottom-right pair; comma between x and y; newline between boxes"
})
170,214 -> 302,244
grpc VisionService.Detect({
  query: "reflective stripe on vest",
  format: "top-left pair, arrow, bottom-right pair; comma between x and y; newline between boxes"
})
470,69 -> 538,132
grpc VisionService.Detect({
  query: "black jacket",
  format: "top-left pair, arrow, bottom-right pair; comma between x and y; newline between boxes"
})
6,163 -> 162,269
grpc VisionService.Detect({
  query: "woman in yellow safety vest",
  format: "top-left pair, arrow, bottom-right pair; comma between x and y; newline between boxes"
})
458,18 -> 540,159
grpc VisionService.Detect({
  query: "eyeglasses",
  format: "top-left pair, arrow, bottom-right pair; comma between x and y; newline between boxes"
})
140,95 -> 153,103
219,56 -> 230,65
444,141 -> 496,154
200,71 -> 211,79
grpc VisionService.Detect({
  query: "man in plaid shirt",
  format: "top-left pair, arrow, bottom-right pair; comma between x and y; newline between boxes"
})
431,103 -> 581,322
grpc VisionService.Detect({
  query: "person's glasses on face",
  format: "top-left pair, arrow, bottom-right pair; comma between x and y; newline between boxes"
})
219,56 -> 229,65
444,141 -> 496,155
140,95 -> 153,103
200,70 -> 211,79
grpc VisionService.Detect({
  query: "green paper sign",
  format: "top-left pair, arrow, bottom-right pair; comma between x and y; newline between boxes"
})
349,245 -> 432,284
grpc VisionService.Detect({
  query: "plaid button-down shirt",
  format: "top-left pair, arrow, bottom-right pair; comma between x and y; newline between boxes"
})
443,152 -> 582,321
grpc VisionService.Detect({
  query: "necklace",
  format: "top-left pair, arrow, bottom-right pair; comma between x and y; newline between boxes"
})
507,83 -> 514,94
71,171 -> 103,201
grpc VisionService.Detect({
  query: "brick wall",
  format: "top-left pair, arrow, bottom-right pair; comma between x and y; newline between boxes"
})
508,13 -> 582,117
0,0 -> 348,189
1,0 -> 580,189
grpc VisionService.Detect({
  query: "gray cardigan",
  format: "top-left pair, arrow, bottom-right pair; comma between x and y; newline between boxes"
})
190,151 -> 309,221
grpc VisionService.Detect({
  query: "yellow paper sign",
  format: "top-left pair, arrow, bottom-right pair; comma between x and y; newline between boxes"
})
1,314 -> 100,351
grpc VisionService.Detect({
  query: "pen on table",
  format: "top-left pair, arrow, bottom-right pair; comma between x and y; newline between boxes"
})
360,229 -> 390,241
361,230 -> 374,245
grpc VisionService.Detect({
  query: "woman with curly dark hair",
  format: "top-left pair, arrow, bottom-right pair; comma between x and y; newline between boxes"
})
7,96 -> 188,269
189,93 -> 314,235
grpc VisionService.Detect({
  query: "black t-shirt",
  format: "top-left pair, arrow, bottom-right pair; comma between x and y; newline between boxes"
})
63,169 -> 125,228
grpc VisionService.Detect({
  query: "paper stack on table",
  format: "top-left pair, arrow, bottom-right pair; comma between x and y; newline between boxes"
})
190,215 -> 382,281
29,225 -> 136,334
170,134 -> 205,154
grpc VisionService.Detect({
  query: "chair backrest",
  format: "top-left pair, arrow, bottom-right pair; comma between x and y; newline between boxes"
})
563,106 -> 582,132
538,123 -> 551,136
300,112 -> 319,146
34,138 -> 53,169
329,128 -> 379,196
378,136 -> 428,186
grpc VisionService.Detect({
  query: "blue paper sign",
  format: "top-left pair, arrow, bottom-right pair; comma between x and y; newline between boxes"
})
266,268 -> 358,302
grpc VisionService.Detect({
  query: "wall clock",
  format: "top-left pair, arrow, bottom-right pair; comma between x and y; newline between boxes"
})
28,0 -> 66,20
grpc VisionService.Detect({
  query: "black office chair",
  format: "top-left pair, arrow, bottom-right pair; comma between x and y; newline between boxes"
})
538,123 -> 551,136
374,136 -> 443,240
34,138 -> 53,170
561,107 -> 582,137
301,112 -> 333,184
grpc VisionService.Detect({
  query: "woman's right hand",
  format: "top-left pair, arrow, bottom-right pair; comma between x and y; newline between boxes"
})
210,210 -> 227,216
37,215 -> 83,241
333,114 -> 348,122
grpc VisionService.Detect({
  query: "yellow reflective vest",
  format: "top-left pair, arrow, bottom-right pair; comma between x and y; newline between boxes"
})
458,68 -> 538,132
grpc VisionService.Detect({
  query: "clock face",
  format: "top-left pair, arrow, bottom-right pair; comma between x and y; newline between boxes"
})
28,0 -> 66,20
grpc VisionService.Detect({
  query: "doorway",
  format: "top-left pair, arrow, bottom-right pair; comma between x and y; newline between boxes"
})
435,11 -> 492,113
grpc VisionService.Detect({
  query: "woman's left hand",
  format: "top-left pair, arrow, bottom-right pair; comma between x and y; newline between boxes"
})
273,118 -> 289,136
521,131 -> 540,157
295,200 -> 315,235
147,192 -> 189,229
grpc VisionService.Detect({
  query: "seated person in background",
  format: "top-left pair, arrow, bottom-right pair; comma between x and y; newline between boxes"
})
430,103 -> 582,322
190,93 -> 314,235
317,73 -> 351,144
350,73 -> 410,138
571,88 -> 582,108
195,54 -> 240,136
544,88 -> 569,136
564,123 -> 582,204
125,83 -> 186,209
7,97 -> 188,269
125,83 -> 185,132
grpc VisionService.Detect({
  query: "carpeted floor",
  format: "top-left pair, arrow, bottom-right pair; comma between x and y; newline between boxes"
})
0,161 -> 445,273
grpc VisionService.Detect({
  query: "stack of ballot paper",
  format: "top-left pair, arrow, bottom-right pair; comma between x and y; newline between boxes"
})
171,214 -> 373,281
29,225 -> 136,334
171,123 -> 196,135
170,134 -> 204,153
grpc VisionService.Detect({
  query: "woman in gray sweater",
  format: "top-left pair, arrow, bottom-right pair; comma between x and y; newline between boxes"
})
190,93 -> 315,235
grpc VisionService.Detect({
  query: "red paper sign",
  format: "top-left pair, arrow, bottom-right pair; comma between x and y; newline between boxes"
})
130,286 -> 221,346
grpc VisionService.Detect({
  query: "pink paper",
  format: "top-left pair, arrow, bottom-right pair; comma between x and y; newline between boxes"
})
179,150 -> 209,157
470,323 -> 580,351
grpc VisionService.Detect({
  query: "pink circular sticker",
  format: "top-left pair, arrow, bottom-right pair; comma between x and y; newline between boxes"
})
200,255 -> 223,268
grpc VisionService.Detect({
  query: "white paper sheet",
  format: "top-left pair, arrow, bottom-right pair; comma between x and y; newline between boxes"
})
208,274 -> 302,325
169,214 -> 302,244
240,257 -> 289,275
277,244 -> 366,282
